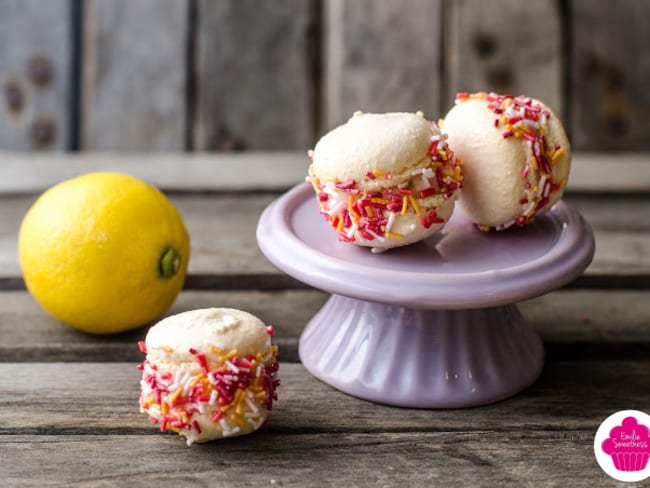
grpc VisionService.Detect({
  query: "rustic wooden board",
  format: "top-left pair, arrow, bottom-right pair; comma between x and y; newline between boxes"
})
0,430 -> 610,487
0,0 -> 72,151
2,193 -> 649,283
0,151 -> 309,194
0,290 -> 327,362
1,152 -> 646,195
192,0 -> 315,150
1,361 -> 647,434
444,0 -> 563,115
323,0 -> 442,131
0,288 -> 648,363
570,0 -> 650,150
81,0 -> 188,151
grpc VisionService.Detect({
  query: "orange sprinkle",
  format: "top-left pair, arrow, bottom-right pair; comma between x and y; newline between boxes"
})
551,147 -> 565,162
159,345 -> 173,353
161,401 -> 169,415
372,169 -> 385,177
530,156 -> 539,171
370,198 -> 389,204
231,413 -> 247,427
401,196 -> 408,215
336,218 -> 345,232
385,232 -> 404,240
408,195 -> 421,216
170,387 -> 183,404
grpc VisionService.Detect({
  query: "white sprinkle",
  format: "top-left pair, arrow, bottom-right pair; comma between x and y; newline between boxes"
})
420,174 -> 430,188
255,364 -> 263,378
346,223 -> 358,239
524,200 -> 536,217
522,119 -> 540,129
245,396 -> 260,414
225,360 -> 240,373
209,390 -> 219,405
430,134 -> 441,142
385,212 -> 396,233
537,175 -> 547,197
410,168 -> 423,176
498,219 -> 516,230
409,223 -> 417,231
543,181 -> 551,198
186,438 -> 194,446
223,374 -> 238,382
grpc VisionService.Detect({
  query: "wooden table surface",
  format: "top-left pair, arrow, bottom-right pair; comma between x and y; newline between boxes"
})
1,152 -> 649,487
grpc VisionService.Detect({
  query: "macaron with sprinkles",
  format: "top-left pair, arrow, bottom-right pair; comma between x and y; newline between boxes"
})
307,111 -> 463,251
442,92 -> 571,231
137,308 -> 279,445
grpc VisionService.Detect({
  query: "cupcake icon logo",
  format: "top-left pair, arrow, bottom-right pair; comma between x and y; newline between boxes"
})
594,410 -> 650,482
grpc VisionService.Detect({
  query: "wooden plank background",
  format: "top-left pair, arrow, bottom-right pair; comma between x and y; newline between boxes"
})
0,0 -> 649,151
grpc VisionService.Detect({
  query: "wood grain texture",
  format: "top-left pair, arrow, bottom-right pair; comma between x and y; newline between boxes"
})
0,431 -> 610,487
323,0 -> 442,131
444,0 -> 563,115
570,0 -> 650,150
0,290 -> 327,362
0,151 -> 309,193
192,0 -> 315,150
2,193 -> 650,283
1,361 -> 648,434
0,361 -> 647,486
81,0 -> 188,151
1,288 -> 648,363
0,0 -> 71,151
0,152 -> 647,194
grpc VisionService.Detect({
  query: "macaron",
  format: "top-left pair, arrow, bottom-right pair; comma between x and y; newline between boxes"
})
442,92 -> 571,230
138,308 -> 279,445
307,111 -> 463,251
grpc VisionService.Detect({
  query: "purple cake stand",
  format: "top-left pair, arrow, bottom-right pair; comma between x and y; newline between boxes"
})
256,183 -> 595,408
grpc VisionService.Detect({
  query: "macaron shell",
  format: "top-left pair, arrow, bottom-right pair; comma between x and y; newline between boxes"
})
145,308 -> 271,366
443,97 -> 571,227
312,112 -> 432,183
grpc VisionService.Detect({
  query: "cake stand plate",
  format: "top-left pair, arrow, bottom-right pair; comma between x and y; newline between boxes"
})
257,184 -> 595,408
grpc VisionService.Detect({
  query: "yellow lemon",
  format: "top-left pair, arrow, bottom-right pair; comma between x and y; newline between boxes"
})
18,172 -> 190,334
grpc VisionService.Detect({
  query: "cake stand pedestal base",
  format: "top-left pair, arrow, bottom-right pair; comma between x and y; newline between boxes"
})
299,294 -> 544,408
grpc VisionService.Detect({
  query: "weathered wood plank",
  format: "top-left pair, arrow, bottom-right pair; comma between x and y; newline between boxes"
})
0,151 -> 309,194
444,0 -> 562,115
324,0 -> 442,131
192,0 -> 315,150
0,361 -> 648,434
0,289 -> 648,363
3,194 -> 649,284
0,0 -> 72,151
571,0 -> 650,150
81,0 -> 188,151
0,430 -> 609,487
1,152 -> 646,195
0,290 -> 328,362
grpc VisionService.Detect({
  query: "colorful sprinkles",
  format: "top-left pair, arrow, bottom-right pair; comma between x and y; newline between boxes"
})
307,120 -> 463,244
455,92 -> 567,231
138,340 -> 279,445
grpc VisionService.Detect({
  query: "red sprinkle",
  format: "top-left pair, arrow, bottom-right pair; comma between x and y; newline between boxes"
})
138,341 -> 147,353
419,188 -> 437,199
266,325 -> 275,336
